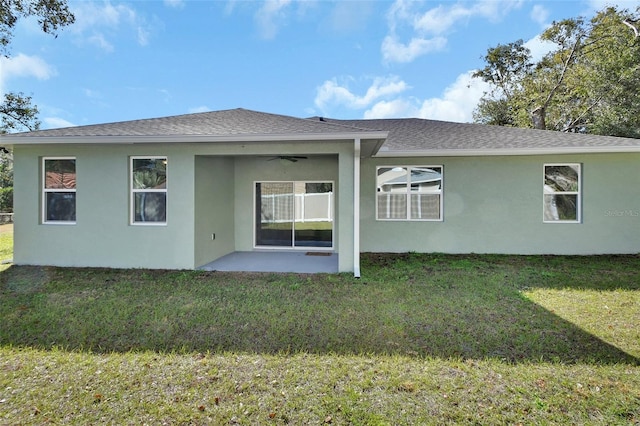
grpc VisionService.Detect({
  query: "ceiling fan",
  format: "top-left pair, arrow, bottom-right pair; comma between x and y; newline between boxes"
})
267,155 -> 308,162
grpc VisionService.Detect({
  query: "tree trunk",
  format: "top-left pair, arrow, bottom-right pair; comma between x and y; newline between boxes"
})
531,106 -> 546,129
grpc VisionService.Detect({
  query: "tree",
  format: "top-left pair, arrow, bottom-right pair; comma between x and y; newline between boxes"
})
1,0 -> 75,134
0,0 -> 75,213
1,0 -> 75,56
0,92 -> 39,133
473,6 -> 640,138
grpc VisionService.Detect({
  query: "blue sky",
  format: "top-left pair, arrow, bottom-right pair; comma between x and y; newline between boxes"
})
1,0 -> 638,130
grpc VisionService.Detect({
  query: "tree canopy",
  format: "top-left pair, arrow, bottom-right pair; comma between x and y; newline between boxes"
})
473,6 -> 640,138
1,0 -> 75,134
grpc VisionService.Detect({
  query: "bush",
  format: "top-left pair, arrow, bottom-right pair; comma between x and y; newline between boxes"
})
0,187 -> 13,213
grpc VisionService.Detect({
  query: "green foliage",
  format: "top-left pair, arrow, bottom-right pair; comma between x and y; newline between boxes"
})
474,6 -> 640,138
0,0 -> 75,56
1,0 -> 75,135
0,152 -> 12,212
132,159 -> 167,189
0,187 -> 13,213
0,92 -> 40,133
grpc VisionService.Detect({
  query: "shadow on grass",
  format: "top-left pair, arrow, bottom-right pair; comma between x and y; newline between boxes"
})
0,253 -> 638,365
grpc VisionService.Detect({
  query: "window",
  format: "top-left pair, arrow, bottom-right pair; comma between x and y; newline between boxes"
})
43,157 -> 76,224
376,166 -> 443,221
543,164 -> 581,223
131,157 -> 167,225
255,181 -> 333,248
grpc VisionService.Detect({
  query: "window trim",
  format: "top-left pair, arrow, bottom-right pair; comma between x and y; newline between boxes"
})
42,156 -> 76,225
376,165 -> 444,222
543,163 -> 581,224
130,156 -> 168,226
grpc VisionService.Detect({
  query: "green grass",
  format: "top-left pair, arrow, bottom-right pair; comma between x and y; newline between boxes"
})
1,240 -> 639,424
0,230 -> 12,261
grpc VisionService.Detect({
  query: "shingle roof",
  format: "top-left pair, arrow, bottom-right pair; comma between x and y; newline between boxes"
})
7,108 -> 374,138
4,108 -> 640,154
317,117 -> 640,153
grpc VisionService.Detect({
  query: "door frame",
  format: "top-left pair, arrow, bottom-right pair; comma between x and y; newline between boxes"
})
253,180 -> 335,250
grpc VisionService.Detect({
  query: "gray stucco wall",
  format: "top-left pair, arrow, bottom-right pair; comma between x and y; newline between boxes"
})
13,140 -> 357,271
194,156 -> 235,268
360,153 -> 640,254
14,144 -> 196,269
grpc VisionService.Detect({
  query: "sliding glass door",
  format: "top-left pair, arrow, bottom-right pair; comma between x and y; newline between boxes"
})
255,182 -> 333,248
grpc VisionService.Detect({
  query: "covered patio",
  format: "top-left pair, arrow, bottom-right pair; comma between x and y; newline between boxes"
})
198,251 -> 338,273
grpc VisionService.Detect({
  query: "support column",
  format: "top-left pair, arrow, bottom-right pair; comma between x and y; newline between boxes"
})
353,138 -> 361,278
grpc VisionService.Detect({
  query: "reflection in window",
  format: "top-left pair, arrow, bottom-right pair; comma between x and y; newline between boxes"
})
43,157 -> 76,223
131,157 -> 167,224
377,166 -> 442,221
544,164 -> 581,222
255,181 -> 333,248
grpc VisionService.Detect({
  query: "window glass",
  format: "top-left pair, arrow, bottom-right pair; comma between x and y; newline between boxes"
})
43,158 -> 76,223
377,166 -> 442,221
544,164 -> 580,222
133,192 -> 166,223
131,157 -> 167,225
45,159 -> 76,189
132,158 -> 166,189
255,181 -> 333,248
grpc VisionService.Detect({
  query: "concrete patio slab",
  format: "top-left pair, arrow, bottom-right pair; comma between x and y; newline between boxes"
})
198,251 -> 338,273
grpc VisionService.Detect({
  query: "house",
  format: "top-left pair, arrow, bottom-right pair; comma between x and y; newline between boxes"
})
3,108 -> 640,277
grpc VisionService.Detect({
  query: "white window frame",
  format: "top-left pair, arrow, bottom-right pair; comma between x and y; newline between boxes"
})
376,165 -> 443,221
543,163 -> 581,223
42,156 -> 76,225
130,156 -> 168,226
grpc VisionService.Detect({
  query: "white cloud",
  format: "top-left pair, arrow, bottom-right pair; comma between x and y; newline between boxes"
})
0,54 -> 56,95
70,1 -> 156,51
188,106 -> 211,113
586,0 -> 635,11
326,1 -> 373,34
363,71 -> 489,122
314,76 -> 409,112
87,33 -> 114,52
83,88 -> 101,98
255,0 -> 292,39
415,71 -> 490,122
530,5 -> 550,26
43,117 -> 76,129
363,99 -> 416,120
413,4 -> 475,35
164,0 -> 185,9
383,0 -> 524,64
137,26 -> 150,46
381,35 -> 447,63
524,35 -> 556,62
315,71 -> 489,123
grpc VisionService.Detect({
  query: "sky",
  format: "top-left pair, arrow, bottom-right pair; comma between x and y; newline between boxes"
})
1,0 -> 639,131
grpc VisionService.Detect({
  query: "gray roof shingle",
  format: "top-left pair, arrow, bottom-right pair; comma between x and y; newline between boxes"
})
4,108 -> 640,154
317,117 -> 640,152
7,108 -> 374,138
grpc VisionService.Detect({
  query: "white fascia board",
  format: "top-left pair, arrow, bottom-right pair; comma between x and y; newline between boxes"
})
375,145 -> 640,157
1,131 -> 388,146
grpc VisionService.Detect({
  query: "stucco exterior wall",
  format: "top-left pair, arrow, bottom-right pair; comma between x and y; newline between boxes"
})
13,140 -> 357,271
14,144 -> 196,269
360,153 -> 640,255
194,156 -> 235,268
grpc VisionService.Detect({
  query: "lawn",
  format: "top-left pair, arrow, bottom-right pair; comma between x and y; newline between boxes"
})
1,242 -> 639,424
0,224 -> 12,261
